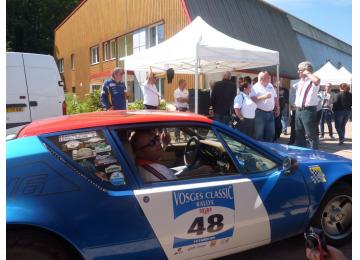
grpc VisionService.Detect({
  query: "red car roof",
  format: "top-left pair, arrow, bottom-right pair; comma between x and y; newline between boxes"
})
17,110 -> 213,137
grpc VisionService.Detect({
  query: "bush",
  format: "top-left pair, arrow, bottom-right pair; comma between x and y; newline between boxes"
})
65,89 -> 103,115
128,99 -> 167,110
128,99 -> 145,110
65,91 -> 168,114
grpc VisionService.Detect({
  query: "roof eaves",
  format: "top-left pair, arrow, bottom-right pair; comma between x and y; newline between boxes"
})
54,0 -> 87,32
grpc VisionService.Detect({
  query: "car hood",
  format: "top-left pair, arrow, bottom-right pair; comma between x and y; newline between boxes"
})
261,142 -> 350,163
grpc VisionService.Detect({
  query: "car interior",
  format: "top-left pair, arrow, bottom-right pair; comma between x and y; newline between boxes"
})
114,126 -> 239,182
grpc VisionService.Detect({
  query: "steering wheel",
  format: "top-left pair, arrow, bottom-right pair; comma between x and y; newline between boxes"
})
184,136 -> 201,168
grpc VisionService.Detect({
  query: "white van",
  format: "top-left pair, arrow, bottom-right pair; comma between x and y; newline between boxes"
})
6,52 -> 66,129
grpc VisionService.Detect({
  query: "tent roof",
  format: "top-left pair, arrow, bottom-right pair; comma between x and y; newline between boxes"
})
314,62 -> 351,85
122,16 -> 279,74
339,66 -> 352,78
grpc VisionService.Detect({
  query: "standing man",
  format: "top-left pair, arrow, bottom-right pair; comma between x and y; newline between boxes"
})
288,81 -> 298,145
333,83 -> 352,145
174,79 -> 189,112
142,68 -> 160,109
174,79 -> 189,141
318,83 -> 335,139
210,71 -> 237,125
250,71 -> 280,142
101,67 -> 128,110
294,61 -> 321,149
279,86 -> 289,135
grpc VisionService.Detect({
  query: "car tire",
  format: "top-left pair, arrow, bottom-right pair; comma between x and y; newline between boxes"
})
7,230 -> 73,260
312,183 -> 352,246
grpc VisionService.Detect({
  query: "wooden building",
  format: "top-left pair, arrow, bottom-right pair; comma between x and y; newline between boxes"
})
54,0 -> 351,101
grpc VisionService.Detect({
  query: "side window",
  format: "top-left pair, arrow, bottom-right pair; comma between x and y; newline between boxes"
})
219,132 -> 277,174
48,130 -> 127,186
122,125 -> 238,184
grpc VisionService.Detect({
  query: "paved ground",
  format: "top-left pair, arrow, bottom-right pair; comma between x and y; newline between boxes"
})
222,122 -> 352,260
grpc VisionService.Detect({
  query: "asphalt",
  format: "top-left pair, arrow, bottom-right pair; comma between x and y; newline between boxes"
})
222,122 -> 352,259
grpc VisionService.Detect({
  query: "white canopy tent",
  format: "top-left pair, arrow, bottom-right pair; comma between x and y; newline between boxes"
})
339,66 -> 352,78
314,61 -> 351,85
122,16 -> 280,113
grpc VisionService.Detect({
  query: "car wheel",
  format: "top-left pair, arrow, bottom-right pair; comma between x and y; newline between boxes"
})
312,183 -> 352,246
7,230 -> 73,260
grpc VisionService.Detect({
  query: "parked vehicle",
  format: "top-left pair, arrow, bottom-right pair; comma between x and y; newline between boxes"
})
6,52 -> 66,129
6,111 -> 351,259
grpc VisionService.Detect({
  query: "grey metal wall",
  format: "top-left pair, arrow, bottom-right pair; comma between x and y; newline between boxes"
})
296,33 -> 352,72
185,0 -> 351,78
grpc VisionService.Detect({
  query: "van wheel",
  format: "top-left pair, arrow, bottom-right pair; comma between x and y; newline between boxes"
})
312,183 -> 352,246
7,230 -> 72,260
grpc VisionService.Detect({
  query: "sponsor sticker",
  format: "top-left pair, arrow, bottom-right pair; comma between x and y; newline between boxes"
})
110,171 -> 126,185
59,131 -> 97,142
172,185 -> 235,248
309,165 -> 327,183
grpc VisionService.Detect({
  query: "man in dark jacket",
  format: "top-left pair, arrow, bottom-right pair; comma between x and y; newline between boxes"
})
333,83 -> 352,145
210,71 -> 237,125
101,67 -> 128,110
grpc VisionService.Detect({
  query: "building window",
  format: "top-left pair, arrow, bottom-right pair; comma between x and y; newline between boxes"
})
110,40 -> 116,60
156,78 -> 165,99
90,46 -> 99,64
103,42 -> 110,61
90,84 -> 101,93
72,86 -> 76,93
133,28 -> 146,54
58,58 -> 64,73
71,54 -> 75,70
148,23 -> 164,48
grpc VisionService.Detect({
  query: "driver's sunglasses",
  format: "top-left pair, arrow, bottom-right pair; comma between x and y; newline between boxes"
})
137,135 -> 160,150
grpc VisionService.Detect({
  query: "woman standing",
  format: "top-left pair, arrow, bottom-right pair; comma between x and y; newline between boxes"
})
318,83 -> 335,139
333,83 -> 352,145
233,83 -> 257,137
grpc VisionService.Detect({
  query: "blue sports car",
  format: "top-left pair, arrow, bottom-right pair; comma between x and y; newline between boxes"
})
7,111 -> 351,259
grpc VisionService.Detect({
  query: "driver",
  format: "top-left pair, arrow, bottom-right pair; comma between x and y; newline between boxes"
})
130,129 -> 213,183
131,130 -> 176,182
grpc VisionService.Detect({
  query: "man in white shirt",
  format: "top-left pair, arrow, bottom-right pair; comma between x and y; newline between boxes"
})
174,79 -> 189,141
174,79 -> 189,112
250,71 -> 280,142
294,61 -> 320,149
141,69 -> 160,109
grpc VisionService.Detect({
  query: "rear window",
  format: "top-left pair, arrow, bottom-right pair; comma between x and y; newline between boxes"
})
48,130 -> 127,186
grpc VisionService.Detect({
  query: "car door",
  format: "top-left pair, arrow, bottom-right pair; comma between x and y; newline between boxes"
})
6,52 -> 32,128
128,125 -> 273,259
217,128 -> 310,242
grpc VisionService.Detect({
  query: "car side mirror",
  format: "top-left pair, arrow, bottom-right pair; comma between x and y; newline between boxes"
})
283,157 -> 298,176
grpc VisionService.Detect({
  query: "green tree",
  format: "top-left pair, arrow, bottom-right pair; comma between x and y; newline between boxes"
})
6,0 -> 80,54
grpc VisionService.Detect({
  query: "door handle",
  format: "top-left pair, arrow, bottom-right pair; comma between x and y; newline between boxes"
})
29,101 -> 38,107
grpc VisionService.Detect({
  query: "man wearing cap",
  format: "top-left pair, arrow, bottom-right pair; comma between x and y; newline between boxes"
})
101,67 -> 128,110
142,68 -> 161,109
294,61 -> 321,149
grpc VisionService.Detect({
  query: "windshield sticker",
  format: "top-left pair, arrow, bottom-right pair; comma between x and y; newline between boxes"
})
172,185 -> 235,249
309,165 -> 327,183
59,131 -> 97,142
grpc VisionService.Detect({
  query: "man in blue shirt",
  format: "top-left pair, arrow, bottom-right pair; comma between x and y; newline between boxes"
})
101,67 -> 128,110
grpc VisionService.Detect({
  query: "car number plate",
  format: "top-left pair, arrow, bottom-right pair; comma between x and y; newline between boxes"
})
6,107 -> 24,113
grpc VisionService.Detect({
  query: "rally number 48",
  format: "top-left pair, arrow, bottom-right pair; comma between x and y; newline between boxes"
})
187,214 -> 224,235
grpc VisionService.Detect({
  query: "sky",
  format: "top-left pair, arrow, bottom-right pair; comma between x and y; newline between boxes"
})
262,0 -> 352,45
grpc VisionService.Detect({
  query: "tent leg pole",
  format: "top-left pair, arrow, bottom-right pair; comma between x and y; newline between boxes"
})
195,59 -> 199,114
124,62 -> 128,110
276,64 -> 280,96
